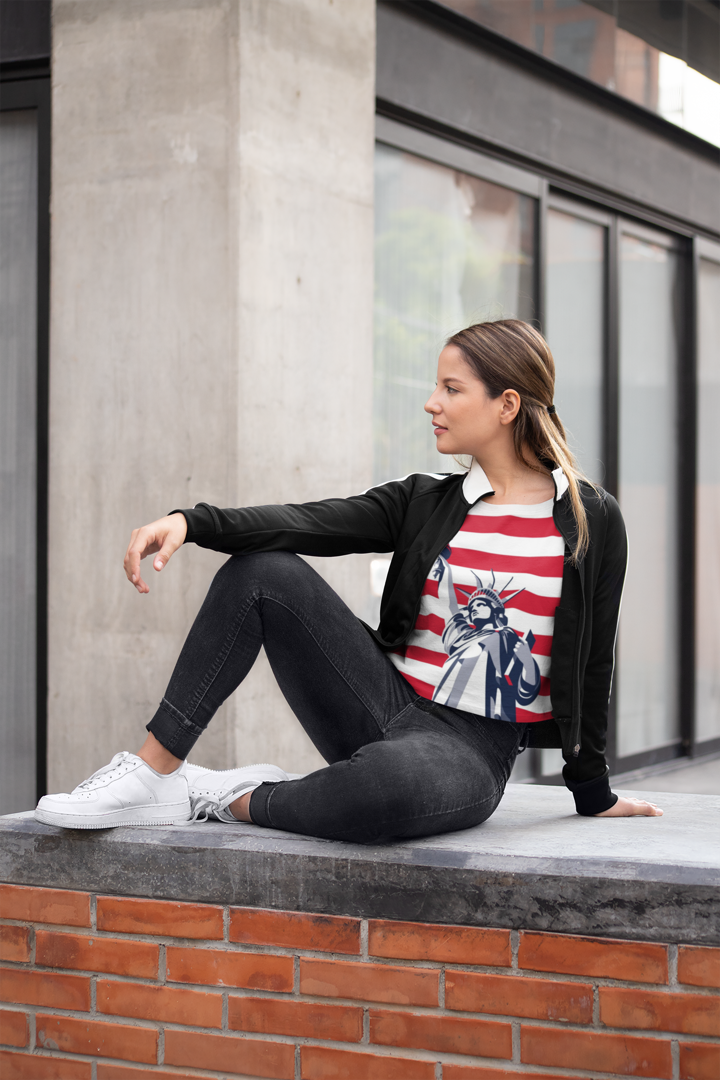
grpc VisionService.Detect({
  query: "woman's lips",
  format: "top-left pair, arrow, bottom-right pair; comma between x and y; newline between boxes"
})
433,425 -> 448,436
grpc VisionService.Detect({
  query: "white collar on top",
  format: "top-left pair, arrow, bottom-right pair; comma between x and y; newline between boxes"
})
462,458 -> 569,504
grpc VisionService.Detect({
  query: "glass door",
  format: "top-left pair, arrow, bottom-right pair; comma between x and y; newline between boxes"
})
545,198 -> 609,486
374,142 -> 536,484
616,222 -> 683,765
695,240 -> 720,749
0,108 -> 39,813
541,197 -> 609,777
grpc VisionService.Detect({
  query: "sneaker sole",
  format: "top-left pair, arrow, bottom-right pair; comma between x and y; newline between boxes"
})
34,801 -> 192,830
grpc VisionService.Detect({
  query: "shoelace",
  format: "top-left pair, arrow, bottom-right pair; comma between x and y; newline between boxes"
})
75,752 -> 133,791
188,785 -> 250,824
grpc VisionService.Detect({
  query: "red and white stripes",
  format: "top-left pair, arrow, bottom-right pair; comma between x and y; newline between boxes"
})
391,498 -> 565,722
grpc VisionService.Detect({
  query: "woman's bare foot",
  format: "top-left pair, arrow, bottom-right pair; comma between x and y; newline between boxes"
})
137,732 -> 183,775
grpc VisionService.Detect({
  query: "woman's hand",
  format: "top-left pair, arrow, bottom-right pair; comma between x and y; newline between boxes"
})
595,796 -> 663,817
123,513 -> 188,594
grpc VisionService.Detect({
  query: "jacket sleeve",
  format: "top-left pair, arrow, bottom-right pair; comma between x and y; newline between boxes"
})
172,478 -> 416,558
563,493 -> 628,815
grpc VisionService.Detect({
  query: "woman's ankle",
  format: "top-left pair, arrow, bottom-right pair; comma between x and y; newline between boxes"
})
137,732 -> 183,775
228,792 -> 253,822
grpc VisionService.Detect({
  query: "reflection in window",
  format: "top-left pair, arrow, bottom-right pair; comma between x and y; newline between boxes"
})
439,0 -> 720,146
616,233 -> 680,759
546,209 -> 605,484
374,144 -> 535,483
696,257 -> 720,744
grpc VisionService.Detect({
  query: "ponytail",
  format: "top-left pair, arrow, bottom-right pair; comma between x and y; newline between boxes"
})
446,320 -> 597,564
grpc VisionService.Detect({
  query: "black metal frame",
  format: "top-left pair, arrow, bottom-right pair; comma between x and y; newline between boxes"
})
0,75 -> 51,800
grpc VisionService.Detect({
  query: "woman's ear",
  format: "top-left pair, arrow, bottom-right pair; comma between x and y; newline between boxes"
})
498,389 -> 521,425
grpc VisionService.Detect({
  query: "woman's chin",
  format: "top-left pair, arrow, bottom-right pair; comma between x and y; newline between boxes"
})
435,437 -> 469,457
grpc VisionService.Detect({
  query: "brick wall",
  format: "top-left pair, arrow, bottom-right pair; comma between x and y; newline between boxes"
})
1,882 -> 718,1080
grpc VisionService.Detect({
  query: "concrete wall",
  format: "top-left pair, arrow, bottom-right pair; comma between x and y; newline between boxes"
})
48,0 -> 376,791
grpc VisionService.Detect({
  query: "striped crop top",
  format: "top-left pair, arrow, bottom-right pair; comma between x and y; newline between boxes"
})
389,497 -> 565,723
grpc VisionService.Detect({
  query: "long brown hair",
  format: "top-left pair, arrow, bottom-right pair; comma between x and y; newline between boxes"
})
446,319 -> 596,563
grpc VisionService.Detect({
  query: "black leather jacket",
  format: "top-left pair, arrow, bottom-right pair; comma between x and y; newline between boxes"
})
177,461 -> 627,816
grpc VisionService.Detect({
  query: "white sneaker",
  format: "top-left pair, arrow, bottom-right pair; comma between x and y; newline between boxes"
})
34,752 -> 192,829
187,763 -> 290,823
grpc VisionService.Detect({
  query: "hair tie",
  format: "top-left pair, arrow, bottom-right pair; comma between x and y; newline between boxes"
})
547,404 -> 556,415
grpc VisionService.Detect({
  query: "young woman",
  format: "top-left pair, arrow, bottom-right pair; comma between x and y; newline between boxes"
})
36,320 -> 662,837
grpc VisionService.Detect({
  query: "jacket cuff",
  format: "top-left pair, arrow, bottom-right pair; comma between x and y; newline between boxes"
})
565,768 -> 618,816
169,504 -> 217,543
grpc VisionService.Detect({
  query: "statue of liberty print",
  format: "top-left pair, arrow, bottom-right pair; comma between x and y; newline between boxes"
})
431,552 -> 541,720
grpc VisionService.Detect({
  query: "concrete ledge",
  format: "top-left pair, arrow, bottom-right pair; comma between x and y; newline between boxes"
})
1,786 -> 718,945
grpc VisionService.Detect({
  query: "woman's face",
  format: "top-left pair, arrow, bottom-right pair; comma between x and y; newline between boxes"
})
425,345 -> 516,459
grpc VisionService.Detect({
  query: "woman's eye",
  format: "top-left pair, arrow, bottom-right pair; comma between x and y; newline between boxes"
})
446,386 -> 458,394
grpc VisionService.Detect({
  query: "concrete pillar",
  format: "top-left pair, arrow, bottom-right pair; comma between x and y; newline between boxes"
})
48,0 -> 375,791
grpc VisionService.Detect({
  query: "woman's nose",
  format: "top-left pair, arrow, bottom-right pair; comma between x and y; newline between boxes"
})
424,391 -> 440,414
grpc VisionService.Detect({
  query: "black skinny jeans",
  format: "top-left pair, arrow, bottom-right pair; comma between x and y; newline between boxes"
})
148,552 -> 523,844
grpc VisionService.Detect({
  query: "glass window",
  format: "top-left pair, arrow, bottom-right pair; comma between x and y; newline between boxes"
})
542,206 -> 606,778
616,230 -> 681,760
546,208 -> 605,483
695,255 -> 720,744
374,143 -> 535,483
0,109 -> 38,813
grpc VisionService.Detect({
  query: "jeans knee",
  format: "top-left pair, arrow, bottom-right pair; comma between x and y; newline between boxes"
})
213,550 -> 313,598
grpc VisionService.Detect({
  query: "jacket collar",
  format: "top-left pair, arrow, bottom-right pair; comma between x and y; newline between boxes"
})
462,458 -> 569,504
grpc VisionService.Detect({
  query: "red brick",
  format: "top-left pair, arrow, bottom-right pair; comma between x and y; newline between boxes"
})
300,958 -> 438,1006
521,1024 -> 673,1077
370,1008 -> 512,1059
369,919 -> 510,967
519,931 -> 668,983
36,1014 -> 157,1063
444,1069 -> 585,1080
0,1008 -> 28,1048
301,1045 -> 435,1079
97,978 -> 222,1027
36,930 -> 159,979
0,884 -> 90,928
166,944 -> 293,991
0,966 -> 90,1011
304,1045 -> 433,1080
98,1066 -> 216,1080
600,985 -> 720,1036
229,906 -> 360,954
0,926 -> 31,963
96,895 -> 223,939
446,970 -> 592,1023
0,1050 -> 92,1079
229,995 -> 362,1041
164,1028 -> 294,1078
680,1041 -> 720,1080
678,946 -> 720,989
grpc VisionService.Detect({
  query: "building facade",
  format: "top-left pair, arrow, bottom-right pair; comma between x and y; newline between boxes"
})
1,0 -> 719,810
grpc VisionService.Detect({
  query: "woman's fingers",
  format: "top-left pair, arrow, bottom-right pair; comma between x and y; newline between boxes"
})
152,516 -> 188,573
123,515 -> 187,593
123,527 -> 156,592
595,795 -> 663,818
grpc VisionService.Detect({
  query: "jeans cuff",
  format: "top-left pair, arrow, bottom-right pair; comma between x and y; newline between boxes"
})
248,783 -> 275,828
146,698 -> 205,760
